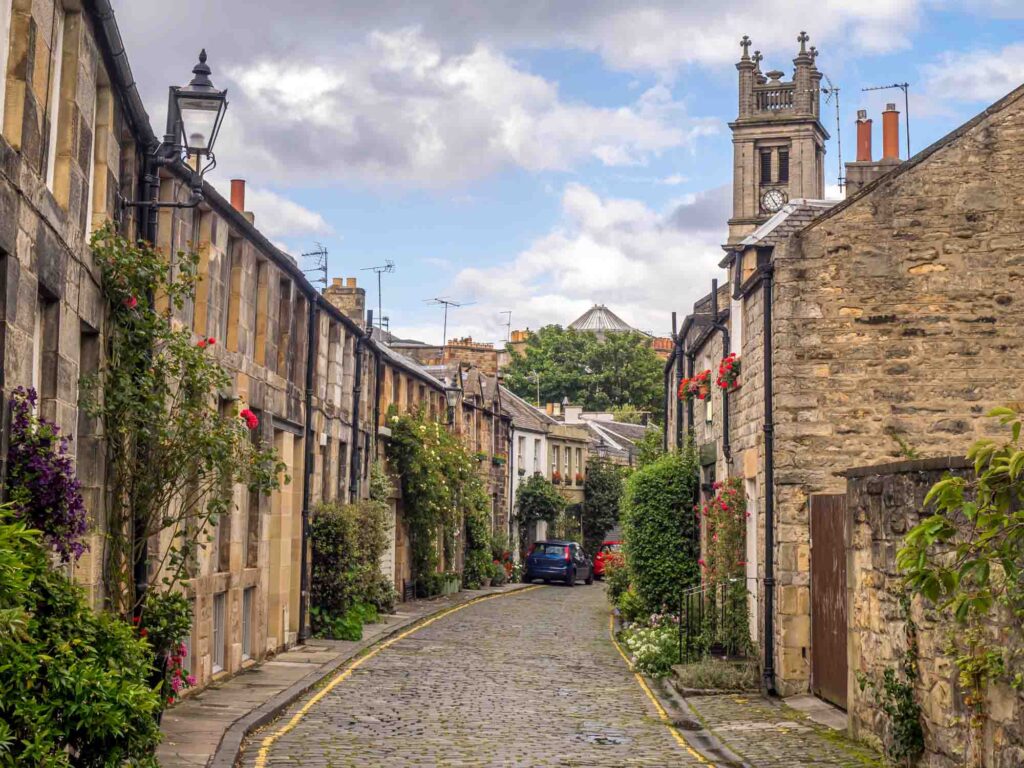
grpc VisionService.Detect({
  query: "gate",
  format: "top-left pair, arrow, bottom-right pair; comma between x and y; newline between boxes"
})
810,493 -> 848,709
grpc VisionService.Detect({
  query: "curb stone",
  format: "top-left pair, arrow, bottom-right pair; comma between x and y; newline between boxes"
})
208,583 -> 533,768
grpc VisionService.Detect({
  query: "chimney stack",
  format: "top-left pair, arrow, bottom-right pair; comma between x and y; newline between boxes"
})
882,103 -> 900,160
855,109 -> 872,162
230,179 -> 245,211
323,277 -> 366,329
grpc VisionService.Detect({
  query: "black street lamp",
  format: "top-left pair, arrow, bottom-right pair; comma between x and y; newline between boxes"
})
127,50 -> 228,224
445,384 -> 463,425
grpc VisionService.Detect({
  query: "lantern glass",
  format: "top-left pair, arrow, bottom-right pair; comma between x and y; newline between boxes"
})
175,91 -> 225,156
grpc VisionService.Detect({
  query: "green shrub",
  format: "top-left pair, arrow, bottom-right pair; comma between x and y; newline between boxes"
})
310,498 -> 391,638
621,446 -> 699,613
617,588 -> 647,624
462,502 -> 492,590
604,553 -> 630,603
0,511 -> 163,766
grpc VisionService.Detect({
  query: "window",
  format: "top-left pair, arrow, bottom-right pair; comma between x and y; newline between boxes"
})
44,6 -> 66,192
533,439 -> 541,473
252,260 -> 268,363
337,440 -> 348,501
84,81 -> 105,234
321,439 -> 331,502
552,445 -> 559,476
517,436 -> 525,468
778,150 -> 789,184
575,448 -> 582,480
245,409 -> 263,568
242,587 -> 254,660
34,293 -> 59,413
224,236 -> 241,351
212,592 -> 226,673
0,0 -> 11,129
277,278 -> 292,376
759,149 -> 772,186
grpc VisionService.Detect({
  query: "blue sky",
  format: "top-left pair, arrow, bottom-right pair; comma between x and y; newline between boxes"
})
116,1 -> 1024,344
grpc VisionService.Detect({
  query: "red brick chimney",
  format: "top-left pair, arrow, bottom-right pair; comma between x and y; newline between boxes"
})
855,109 -> 872,162
882,103 -> 900,160
230,179 -> 245,211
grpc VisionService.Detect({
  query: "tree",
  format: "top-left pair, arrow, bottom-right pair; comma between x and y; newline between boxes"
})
582,459 -> 623,553
621,445 -> 700,612
515,474 -> 565,550
503,326 -> 663,416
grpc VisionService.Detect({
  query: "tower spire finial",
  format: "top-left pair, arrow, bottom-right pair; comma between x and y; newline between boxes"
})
740,35 -> 752,60
797,31 -> 810,55
752,50 -> 763,72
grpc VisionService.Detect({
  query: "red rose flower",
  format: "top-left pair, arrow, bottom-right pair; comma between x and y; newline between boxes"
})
207,337 -> 216,345
197,339 -> 207,349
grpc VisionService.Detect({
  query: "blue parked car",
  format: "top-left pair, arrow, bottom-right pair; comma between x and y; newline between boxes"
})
523,540 -> 594,586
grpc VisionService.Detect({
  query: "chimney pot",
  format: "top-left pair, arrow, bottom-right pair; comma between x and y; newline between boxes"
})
882,104 -> 900,161
332,277 -> 342,287
346,277 -> 357,288
230,179 -> 245,212
855,110 -> 873,162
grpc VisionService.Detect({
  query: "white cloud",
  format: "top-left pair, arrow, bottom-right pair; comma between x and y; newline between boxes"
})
922,42 -> 1024,104
211,28 -> 714,187
243,187 -> 334,239
409,183 -> 729,342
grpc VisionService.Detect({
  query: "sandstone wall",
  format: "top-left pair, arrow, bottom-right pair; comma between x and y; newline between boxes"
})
764,86 -> 1024,695
845,459 -> 1023,768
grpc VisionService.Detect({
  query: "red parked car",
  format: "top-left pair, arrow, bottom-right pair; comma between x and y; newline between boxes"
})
592,541 -> 622,579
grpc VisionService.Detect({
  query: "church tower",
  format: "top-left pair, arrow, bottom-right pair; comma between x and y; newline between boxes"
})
727,32 -> 829,243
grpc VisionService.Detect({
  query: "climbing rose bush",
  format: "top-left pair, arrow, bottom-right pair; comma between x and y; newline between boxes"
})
6,387 -> 87,562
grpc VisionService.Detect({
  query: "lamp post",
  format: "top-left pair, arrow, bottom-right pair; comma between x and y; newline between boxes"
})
445,384 -> 463,426
127,50 -> 228,238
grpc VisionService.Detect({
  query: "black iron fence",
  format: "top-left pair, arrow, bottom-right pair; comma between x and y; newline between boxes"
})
676,577 -> 751,664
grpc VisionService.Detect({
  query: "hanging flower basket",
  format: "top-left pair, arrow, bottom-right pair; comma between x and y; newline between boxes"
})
474,451 -> 488,462
492,453 -> 507,466
716,353 -> 741,390
678,369 -> 712,402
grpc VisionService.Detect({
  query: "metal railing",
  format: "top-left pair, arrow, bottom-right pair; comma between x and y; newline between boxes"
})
676,577 -> 751,664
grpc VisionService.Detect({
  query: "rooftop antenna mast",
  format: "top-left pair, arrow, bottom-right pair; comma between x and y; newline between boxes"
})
861,81 -> 911,158
426,297 -> 474,349
820,71 -> 845,193
361,259 -> 395,330
499,310 -> 512,343
301,243 -> 328,289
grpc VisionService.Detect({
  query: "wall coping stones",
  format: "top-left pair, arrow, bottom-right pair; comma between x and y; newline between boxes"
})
839,455 -> 969,479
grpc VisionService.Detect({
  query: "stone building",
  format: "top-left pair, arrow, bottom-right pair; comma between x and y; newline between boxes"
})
0,0 -> 391,698
667,31 -> 1024,717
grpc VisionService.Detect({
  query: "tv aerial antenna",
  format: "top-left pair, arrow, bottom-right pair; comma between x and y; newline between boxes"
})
426,297 -> 475,348
499,310 -> 512,343
820,73 -> 845,193
361,259 -> 395,330
301,243 -> 328,289
861,81 -> 911,158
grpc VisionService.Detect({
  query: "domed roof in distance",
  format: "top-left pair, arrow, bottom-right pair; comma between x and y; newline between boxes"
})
568,304 -> 643,335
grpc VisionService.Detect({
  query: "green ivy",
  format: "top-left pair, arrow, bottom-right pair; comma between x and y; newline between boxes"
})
621,444 -> 700,613
385,410 -> 483,596
898,405 -> 1024,722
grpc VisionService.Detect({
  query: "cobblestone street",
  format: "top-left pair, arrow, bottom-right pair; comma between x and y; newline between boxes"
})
241,585 -> 881,767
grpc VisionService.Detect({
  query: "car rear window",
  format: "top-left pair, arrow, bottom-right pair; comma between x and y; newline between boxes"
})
599,543 -> 622,554
531,544 -> 567,555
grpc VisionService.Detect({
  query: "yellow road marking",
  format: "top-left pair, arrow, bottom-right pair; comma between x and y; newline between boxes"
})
252,586 -> 541,768
608,614 -> 710,764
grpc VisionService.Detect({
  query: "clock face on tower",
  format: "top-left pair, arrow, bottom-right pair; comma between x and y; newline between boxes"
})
761,188 -> 787,214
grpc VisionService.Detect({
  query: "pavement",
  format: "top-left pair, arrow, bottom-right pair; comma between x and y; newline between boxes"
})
156,583 -> 531,768
231,582 -> 886,768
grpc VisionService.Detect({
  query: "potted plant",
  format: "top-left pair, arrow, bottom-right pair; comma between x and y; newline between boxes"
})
575,472 -> 584,486
517,467 -> 527,476
551,470 -> 562,485
474,450 -> 488,462
492,453 -> 507,466
716,353 -> 741,390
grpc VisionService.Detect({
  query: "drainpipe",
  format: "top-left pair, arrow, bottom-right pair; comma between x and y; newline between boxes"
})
663,365 -> 671,452
761,258 -> 777,695
673,312 -> 684,451
710,279 -> 731,462
685,350 -> 695,436
349,311 -> 372,502
297,299 -> 318,643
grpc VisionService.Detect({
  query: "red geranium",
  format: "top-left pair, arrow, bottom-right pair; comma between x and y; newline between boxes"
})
239,408 -> 259,430
716,353 -> 741,390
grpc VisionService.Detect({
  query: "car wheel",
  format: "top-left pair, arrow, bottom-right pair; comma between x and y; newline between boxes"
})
565,569 -> 576,587
585,570 -> 594,585
522,574 -> 532,584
